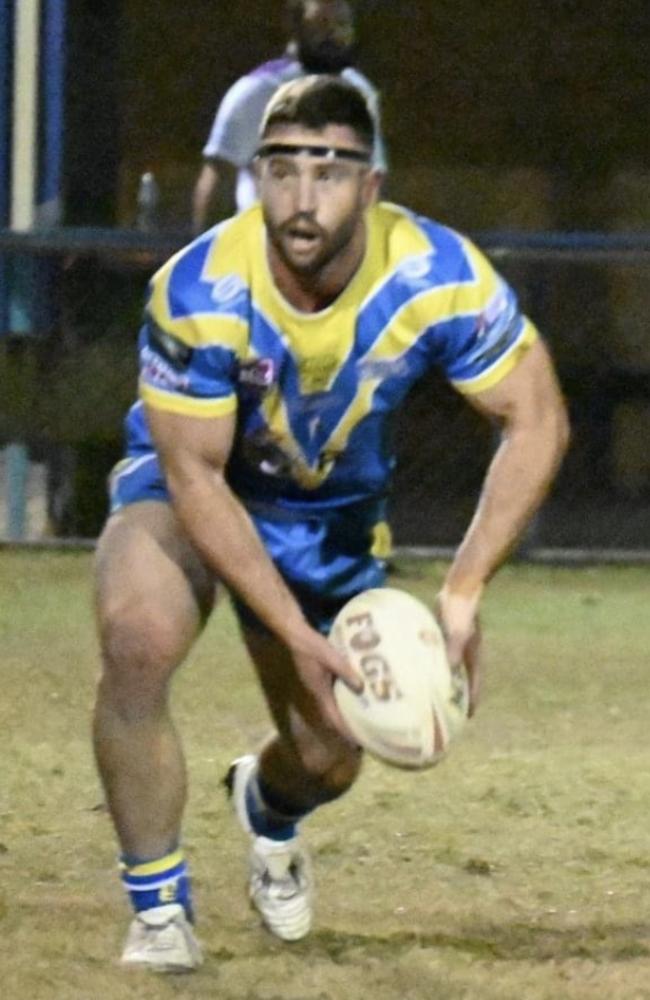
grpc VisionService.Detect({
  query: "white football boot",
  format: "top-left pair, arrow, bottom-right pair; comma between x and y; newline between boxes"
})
120,903 -> 203,973
225,754 -> 313,941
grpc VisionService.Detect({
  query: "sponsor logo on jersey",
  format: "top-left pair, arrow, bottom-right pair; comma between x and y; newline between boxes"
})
476,285 -> 510,338
473,286 -> 520,364
357,357 -> 411,380
396,252 -> 435,281
210,273 -> 247,306
292,393 -> 343,415
146,320 -> 193,370
140,344 -> 190,391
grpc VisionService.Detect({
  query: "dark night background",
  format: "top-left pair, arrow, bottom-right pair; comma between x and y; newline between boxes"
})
65,0 -> 650,231
6,0 -> 649,542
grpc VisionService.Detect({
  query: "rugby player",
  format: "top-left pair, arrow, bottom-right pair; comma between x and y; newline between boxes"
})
93,75 -> 569,971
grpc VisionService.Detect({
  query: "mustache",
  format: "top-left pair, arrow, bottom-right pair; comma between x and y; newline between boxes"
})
280,214 -> 325,237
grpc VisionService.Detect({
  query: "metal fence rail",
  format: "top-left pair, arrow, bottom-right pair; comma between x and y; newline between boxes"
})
2,226 -> 650,554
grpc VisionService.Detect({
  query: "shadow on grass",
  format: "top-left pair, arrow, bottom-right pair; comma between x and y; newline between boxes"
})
237,922 -> 650,965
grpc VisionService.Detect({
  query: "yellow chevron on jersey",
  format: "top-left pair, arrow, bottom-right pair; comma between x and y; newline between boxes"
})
148,243 -> 249,352
257,375 -> 382,490
129,201 -> 538,508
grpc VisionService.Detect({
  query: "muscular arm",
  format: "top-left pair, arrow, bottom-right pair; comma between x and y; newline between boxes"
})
446,338 -> 569,595
147,406 -> 306,640
437,338 -> 570,707
145,405 -> 361,699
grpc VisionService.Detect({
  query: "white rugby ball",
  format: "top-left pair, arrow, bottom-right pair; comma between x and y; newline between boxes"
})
330,588 -> 469,769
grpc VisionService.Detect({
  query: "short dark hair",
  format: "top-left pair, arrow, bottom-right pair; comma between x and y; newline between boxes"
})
286,1 -> 354,34
260,75 -> 374,150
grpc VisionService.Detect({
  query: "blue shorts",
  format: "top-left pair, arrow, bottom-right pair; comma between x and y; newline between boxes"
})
109,454 -> 386,635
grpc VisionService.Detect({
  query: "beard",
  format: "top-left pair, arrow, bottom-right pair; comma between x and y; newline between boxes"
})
297,39 -> 357,74
265,210 -> 359,277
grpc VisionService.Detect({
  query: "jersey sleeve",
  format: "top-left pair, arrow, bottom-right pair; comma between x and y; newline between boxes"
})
202,74 -> 276,167
434,236 -> 538,395
138,252 -> 243,419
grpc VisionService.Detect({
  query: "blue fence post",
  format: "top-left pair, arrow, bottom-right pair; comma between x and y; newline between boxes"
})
1,3 -> 14,537
1,0 -> 67,540
6,249 -> 36,538
0,2 -> 12,331
6,442 -> 29,539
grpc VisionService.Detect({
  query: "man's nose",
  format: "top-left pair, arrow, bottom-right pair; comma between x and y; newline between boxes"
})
318,10 -> 354,45
296,173 -> 317,213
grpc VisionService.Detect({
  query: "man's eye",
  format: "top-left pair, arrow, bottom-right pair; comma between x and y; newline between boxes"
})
269,162 -> 293,180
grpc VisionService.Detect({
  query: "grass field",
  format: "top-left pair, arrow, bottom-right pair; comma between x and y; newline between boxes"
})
2,550 -> 650,999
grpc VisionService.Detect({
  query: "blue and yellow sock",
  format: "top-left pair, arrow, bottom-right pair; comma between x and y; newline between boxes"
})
120,847 -> 194,922
244,769 -> 314,842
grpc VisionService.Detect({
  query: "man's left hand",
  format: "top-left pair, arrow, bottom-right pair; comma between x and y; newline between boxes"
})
435,585 -> 483,717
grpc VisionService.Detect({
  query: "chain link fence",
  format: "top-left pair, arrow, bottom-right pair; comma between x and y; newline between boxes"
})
1,228 -> 649,557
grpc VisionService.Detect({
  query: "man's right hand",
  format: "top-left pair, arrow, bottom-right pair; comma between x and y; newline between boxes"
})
285,624 -> 364,738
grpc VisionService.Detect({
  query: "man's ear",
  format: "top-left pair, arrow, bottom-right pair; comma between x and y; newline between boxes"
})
362,168 -> 383,207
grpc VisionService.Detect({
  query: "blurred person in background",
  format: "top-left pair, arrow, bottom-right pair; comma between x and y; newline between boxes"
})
94,76 -> 568,973
191,0 -> 387,231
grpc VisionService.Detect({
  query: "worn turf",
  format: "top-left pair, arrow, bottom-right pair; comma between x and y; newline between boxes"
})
1,551 -> 649,998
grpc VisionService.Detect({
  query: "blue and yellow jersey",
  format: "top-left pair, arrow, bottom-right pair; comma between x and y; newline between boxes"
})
125,202 -> 537,512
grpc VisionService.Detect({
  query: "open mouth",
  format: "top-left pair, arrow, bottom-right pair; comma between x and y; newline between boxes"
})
286,226 -> 321,250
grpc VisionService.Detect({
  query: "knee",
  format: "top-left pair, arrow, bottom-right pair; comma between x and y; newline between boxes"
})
97,599 -> 186,709
294,738 -> 363,805
320,747 -> 363,802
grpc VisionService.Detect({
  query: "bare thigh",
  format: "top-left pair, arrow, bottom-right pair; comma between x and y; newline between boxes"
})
95,501 -> 217,706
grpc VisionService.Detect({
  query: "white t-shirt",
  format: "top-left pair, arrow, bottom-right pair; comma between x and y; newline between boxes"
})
203,56 -> 388,212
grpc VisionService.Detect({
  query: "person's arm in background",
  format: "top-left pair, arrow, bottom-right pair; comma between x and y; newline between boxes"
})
192,159 -> 220,234
192,73 -> 276,232
191,157 -> 237,234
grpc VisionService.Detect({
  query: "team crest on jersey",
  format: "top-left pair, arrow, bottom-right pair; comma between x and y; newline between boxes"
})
241,428 -> 340,484
238,358 -> 276,390
241,429 -> 294,478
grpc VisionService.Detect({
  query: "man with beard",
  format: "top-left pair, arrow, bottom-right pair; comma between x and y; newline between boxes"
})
191,0 -> 386,232
96,77 -> 568,972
